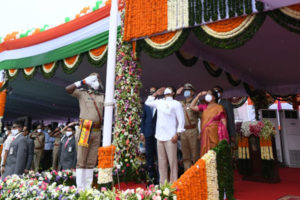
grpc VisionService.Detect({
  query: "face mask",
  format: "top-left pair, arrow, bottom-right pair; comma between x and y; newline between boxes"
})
48,130 -> 51,133
164,88 -> 172,95
205,94 -> 213,103
37,129 -> 42,133
184,90 -> 191,98
66,131 -> 73,137
91,81 -> 100,90
4,128 -> 7,131
5,131 -> 8,135
217,92 -> 221,98
11,129 -> 19,136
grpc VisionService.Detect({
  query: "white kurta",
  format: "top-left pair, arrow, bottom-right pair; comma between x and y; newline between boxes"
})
145,96 -> 185,141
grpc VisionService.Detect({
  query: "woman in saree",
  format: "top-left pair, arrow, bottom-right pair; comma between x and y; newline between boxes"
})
190,89 -> 229,157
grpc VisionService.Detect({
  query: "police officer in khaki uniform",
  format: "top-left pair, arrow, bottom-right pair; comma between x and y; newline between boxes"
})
30,124 -> 45,172
66,73 -> 104,191
177,83 -> 201,171
50,126 -> 64,170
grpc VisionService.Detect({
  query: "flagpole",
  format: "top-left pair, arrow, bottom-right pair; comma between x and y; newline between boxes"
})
102,0 -> 118,147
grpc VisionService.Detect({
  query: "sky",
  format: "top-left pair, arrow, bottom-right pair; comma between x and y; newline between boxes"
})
0,0 -> 105,38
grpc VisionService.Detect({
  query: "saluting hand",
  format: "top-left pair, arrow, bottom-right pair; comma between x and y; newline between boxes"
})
176,87 -> 184,95
154,87 -> 166,97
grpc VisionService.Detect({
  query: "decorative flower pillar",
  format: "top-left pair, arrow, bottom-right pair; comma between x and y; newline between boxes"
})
113,10 -> 143,181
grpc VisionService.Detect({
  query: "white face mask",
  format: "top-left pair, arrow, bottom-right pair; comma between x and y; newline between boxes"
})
11,129 -> 19,136
66,131 -> 73,137
205,94 -> 213,103
91,81 -> 100,90
5,130 -> 9,135
37,129 -> 42,133
4,128 -> 7,131
217,93 -> 221,98
48,130 -> 51,133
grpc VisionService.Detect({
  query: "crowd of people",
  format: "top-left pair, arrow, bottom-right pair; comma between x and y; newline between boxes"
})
0,72 -> 235,189
141,84 -> 235,185
0,121 -> 78,178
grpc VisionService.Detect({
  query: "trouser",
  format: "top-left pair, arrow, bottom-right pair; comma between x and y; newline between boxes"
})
33,149 -> 44,172
157,140 -> 178,184
76,130 -> 101,169
76,129 -> 100,191
52,145 -> 60,170
42,150 -> 53,171
181,128 -> 200,171
145,135 -> 158,183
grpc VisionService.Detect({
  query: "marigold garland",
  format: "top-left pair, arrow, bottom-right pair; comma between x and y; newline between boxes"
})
193,13 -> 266,49
172,158 -> 208,200
202,151 -> 219,200
98,145 -> 116,169
62,54 -> 83,74
22,67 -> 37,80
41,62 -> 59,79
141,29 -> 190,59
7,69 -> 19,81
87,45 -> 108,67
0,90 -> 7,118
268,4 -> 300,34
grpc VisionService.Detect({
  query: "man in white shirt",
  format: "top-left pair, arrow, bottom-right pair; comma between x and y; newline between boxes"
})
145,87 -> 185,184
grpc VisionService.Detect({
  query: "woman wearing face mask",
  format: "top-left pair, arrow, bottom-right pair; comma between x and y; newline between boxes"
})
190,89 -> 229,157
58,125 -> 77,170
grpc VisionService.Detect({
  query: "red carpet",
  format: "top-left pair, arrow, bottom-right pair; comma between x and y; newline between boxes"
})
234,168 -> 300,200
113,168 -> 300,200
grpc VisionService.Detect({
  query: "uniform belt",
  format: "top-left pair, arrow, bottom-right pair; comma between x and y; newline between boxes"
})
35,147 -> 44,150
80,119 -> 101,129
184,124 -> 197,129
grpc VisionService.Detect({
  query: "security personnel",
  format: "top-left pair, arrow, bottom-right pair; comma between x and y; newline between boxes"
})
66,73 -> 104,191
50,126 -> 64,170
59,126 -> 77,170
2,121 -> 28,179
30,124 -> 45,172
177,83 -> 201,171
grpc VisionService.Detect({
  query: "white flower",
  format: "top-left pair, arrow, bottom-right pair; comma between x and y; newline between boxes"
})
163,188 -> 170,196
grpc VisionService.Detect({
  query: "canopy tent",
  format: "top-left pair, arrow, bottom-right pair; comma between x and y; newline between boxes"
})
1,0 -> 300,121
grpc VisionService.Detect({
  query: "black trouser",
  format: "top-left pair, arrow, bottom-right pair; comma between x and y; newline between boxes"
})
145,135 -> 159,183
42,150 -> 53,171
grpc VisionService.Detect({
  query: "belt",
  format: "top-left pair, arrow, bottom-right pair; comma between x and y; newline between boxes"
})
184,124 -> 197,129
80,119 -> 101,129
35,147 -> 44,150
54,144 -> 60,146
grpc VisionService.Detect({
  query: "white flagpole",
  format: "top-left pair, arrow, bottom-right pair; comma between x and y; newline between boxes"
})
102,0 -> 118,147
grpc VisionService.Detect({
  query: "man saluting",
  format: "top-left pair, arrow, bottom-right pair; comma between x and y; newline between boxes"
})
66,73 -> 104,191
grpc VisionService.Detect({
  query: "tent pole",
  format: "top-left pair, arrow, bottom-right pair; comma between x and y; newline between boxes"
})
102,0 -> 118,147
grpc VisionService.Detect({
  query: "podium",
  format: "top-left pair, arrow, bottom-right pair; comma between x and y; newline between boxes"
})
242,135 -> 280,183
